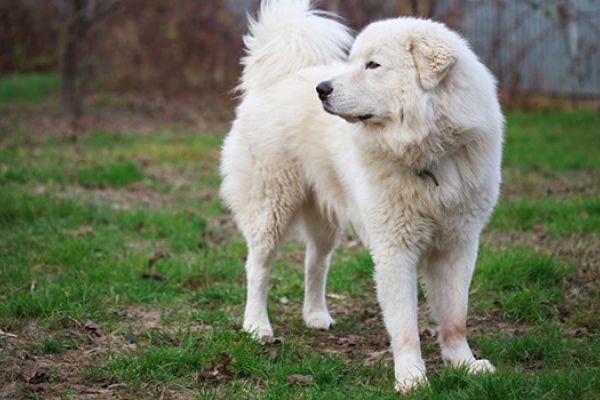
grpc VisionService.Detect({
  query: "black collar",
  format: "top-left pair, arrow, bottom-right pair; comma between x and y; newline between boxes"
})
417,169 -> 439,186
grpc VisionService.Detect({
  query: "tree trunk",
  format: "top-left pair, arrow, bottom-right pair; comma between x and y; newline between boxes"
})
427,0 -> 439,18
410,0 -> 418,15
61,0 -> 85,138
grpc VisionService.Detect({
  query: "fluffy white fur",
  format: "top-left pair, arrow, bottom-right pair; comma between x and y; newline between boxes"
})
220,0 -> 503,393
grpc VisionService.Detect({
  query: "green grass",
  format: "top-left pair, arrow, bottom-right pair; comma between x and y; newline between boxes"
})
473,248 -> 568,323
0,110 -> 599,398
76,161 -> 145,187
504,112 -> 600,173
0,73 -> 60,104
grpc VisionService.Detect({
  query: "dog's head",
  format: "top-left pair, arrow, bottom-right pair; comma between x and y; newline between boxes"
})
317,18 -> 458,126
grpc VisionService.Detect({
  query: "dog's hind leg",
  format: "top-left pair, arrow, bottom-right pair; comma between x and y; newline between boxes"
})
236,166 -> 305,340
422,237 -> 495,374
243,244 -> 277,340
299,201 -> 340,330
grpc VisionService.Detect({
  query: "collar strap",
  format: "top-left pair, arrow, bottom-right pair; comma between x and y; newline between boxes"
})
417,169 -> 439,187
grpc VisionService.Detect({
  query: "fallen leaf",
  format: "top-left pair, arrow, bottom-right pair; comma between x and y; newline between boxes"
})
190,322 -> 212,331
260,336 -> 283,345
29,372 -> 50,384
198,354 -> 234,384
217,363 -> 234,379
529,359 -> 545,370
532,224 -> 547,239
66,225 -> 94,237
107,383 -> 128,391
340,335 -> 359,344
126,343 -> 137,351
265,347 -> 279,361
505,328 -> 522,337
347,334 -> 362,343
287,374 -> 313,384
83,319 -> 102,337
364,349 -> 389,366
148,250 -> 170,270
141,272 -> 167,281
564,327 -> 589,337
21,370 -> 50,385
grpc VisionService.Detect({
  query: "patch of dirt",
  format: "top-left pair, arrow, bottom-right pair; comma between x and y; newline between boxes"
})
0,93 -> 233,139
0,319 -> 134,399
116,305 -> 164,331
0,306 -> 213,399
502,169 -> 600,200
198,354 -> 235,385
145,166 -> 198,192
55,185 -> 173,210
201,214 -> 236,247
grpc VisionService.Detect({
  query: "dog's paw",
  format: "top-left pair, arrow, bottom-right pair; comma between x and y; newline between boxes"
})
394,364 -> 428,394
466,359 -> 495,374
243,321 -> 274,341
304,311 -> 335,330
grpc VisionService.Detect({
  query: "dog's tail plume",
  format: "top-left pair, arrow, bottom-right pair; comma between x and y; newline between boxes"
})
238,0 -> 352,94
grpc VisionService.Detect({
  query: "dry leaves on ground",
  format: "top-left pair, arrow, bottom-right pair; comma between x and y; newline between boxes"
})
287,374 -> 313,384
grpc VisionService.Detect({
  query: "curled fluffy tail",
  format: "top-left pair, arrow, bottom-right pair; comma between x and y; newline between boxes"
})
238,0 -> 352,94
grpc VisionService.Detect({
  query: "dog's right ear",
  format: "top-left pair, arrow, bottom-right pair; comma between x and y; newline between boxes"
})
410,36 -> 457,91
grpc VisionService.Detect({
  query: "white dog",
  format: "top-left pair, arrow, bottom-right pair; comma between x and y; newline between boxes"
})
220,0 -> 503,392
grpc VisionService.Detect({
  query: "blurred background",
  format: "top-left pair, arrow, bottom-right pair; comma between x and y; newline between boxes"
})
1,0 -> 598,137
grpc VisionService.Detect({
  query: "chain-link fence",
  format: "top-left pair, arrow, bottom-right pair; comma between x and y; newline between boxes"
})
434,0 -> 600,98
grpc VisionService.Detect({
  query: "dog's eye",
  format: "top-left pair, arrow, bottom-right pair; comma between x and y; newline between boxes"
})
365,61 -> 381,70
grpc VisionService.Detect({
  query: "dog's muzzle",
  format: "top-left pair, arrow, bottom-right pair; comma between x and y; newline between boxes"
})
316,81 -> 333,101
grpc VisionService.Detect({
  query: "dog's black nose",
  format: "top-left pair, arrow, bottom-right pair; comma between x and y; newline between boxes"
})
316,81 -> 333,100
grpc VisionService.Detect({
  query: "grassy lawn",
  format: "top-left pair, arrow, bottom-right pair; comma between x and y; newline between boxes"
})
1,82 -> 599,398
0,73 -> 60,105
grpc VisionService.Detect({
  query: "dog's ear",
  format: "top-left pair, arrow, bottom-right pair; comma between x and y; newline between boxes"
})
410,36 -> 457,91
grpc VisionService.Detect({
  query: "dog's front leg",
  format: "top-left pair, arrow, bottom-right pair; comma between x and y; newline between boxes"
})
423,238 -> 495,374
372,248 -> 427,393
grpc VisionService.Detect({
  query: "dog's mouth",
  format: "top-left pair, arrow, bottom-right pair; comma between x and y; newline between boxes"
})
322,102 -> 374,123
